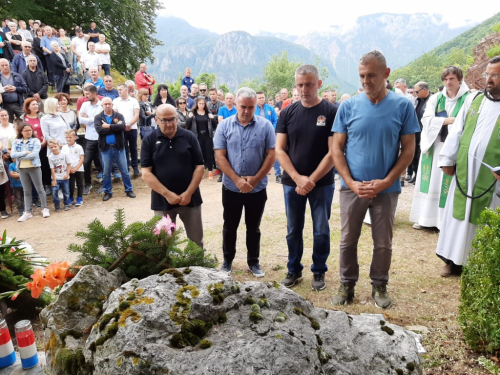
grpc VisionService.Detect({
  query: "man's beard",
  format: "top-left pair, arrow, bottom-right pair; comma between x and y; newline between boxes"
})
485,83 -> 500,101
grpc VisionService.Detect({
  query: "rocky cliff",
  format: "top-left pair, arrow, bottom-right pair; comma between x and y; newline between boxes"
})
465,32 -> 500,90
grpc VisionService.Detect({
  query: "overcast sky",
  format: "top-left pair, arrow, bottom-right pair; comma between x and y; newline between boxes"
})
159,0 -> 498,36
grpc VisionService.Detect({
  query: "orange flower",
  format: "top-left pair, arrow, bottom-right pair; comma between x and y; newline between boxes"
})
27,269 -> 49,299
45,261 -> 70,289
11,292 -> 20,301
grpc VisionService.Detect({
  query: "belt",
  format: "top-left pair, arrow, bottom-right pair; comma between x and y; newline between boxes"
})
199,130 -> 207,134
105,144 -> 117,148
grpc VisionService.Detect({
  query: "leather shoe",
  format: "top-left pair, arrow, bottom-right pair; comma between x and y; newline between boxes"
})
103,193 -> 112,201
409,176 -> 416,184
126,191 -> 136,198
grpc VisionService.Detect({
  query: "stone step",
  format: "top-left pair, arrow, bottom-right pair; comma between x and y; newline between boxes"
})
0,352 -> 46,375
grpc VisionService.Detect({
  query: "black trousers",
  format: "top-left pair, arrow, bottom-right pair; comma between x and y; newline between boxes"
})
407,132 -> 421,177
0,183 -> 5,212
40,146 -> 52,186
2,102 -> 24,123
69,171 -> 84,198
84,140 -> 102,185
197,133 -> 213,171
222,186 -> 267,266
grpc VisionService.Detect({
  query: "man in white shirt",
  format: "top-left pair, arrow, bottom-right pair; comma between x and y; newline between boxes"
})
78,85 -> 103,194
70,27 -> 89,70
95,34 -> 111,76
81,42 -> 100,73
113,84 -> 140,176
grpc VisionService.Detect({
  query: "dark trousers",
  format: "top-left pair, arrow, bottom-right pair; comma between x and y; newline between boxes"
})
407,132 -> 421,177
197,134 -> 214,171
83,140 -> 102,185
102,64 -> 111,76
53,73 -> 70,95
69,171 -> 84,198
13,186 -> 24,212
124,129 -> 138,169
45,55 -> 54,85
2,102 -> 24,122
222,186 -> 267,267
40,146 -> 52,186
0,183 -> 5,212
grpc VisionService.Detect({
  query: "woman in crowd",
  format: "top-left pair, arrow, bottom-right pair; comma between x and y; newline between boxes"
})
49,42 -> 70,94
138,88 -> 155,139
20,97 -> 51,194
11,123 -> 50,221
58,28 -> 72,70
0,109 -> 15,151
176,97 -> 190,129
32,29 -> 47,75
55,93 -> 77,130
5,22 -> 24,55
186,97 -> 216,180
152,84 -> 175,107
41,98 -> 70,152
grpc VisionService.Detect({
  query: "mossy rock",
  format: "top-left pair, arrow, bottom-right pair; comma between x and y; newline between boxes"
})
199,339 -> 212,349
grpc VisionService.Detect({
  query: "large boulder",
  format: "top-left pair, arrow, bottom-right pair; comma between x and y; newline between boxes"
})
39,265 -> 127,375
82,267 -> 422,375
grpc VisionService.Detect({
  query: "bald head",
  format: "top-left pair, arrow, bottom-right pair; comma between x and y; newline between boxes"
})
156,104 -> 176,117
101,97 -> 113,114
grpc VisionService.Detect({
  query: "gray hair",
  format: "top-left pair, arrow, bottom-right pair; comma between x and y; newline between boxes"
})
415,82 -> 429,90
181,85 -> 188,90
295,64 -> 319,79
395,78 -> 407,85
124,80 -> 135,87
8,22 -> 16,27
328,89 -> 337,93
235,87 -> 256,100
50,41 -> 59,48
359,50 -> 387,69
21,41 -> 32,47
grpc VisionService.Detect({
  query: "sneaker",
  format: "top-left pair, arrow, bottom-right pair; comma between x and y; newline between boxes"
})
67,197 -> 74,206
1,211 -> 8,219
208,171 -> 213,180
221,260 -> 232,274
76,197 -> 83,207
41,208 -> 50,218
18,209 -> 24,216
217,175 -> 223,183
83,184 -> 92,195
372,285 -> 392,309
281,272 -> 302,287
249,264 -> 265,278
331,283 -> 355,305
276,175 -> 282,184
113,172 -> 121,180
440,263 -> 462,277
405,174 -> 412,181
409,176 -> 416,184
312,273 -> 326,291
97,186 -> 105,194
32,200 -> 41,208
44,185 -> 52,196
64,205 -> 71,211
412,223 -> 424,230
55,207 -> 61,212
18,211 -> 33,222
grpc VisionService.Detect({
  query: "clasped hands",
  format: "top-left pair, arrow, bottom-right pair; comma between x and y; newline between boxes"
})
351,180 -> 387,199
164,190 -> 192,206
237,176 -> 258,193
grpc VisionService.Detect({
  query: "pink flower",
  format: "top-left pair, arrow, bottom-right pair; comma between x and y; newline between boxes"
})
154,215 -> 176,236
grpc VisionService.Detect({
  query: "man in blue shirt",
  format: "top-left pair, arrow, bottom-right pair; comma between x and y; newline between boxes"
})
98,76 -> 119,99
331,50 -> 420,309
217,93 -> 237,123
255,91 -> 281,182
214,87 -> 276,278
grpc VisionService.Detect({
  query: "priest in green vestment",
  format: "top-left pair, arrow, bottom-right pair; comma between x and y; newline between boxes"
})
436,56 -> 500,277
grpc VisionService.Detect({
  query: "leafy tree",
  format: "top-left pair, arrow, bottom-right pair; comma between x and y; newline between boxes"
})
262,52 -> 302,98
0,0 -> 163,77
195,73 -> 217,90
218,83 -> 231,94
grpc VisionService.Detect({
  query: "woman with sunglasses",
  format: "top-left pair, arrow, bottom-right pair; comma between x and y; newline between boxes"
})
176,97 -> 190,129
186,97 -> 216,180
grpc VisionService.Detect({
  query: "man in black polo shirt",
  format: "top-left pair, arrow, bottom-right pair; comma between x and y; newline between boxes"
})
141,104 -> 205,248
276,64 -> 337,291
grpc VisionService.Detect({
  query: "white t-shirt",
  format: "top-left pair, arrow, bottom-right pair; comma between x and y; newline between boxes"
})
70,36 -> 88,56
62,143 -> 84,172
95,42 -> 111,65
0,123 -> 16,151
81,51 -> 100,69
48,152 -> 71,180
113,96 -> 140,130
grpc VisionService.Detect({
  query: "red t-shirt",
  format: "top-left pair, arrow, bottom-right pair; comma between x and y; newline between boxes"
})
23,116 -> 43,142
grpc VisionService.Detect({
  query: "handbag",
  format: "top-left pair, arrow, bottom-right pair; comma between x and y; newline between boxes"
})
65,73 -> 81,86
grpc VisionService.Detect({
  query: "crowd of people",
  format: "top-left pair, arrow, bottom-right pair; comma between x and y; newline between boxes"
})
1,17 -> 499,309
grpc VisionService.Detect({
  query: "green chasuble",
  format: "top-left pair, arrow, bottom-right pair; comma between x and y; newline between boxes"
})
453,94 -> 500,224
420,92 -> 469,206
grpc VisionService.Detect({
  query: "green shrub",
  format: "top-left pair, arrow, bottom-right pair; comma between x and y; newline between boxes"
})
486,44 -> 500,59
458,207 -> 500,352
68,209 -> 217,279
492,23 -> 500,33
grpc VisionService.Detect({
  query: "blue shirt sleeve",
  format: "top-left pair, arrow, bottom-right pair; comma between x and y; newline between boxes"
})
332,101 -> 349,133
217,107 -> 226,118
270,106 -> 278,128
264,122 -> 276,149
213,120 -> 227,150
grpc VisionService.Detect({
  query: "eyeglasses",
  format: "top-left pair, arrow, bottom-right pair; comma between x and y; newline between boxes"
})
483,72 -> 499,80
157,117 -> 178,124
178,101 -> 186,105
414,89 -> 423,94
199,89 -> 206,92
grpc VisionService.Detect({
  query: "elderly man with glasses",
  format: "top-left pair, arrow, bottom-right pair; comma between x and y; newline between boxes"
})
141,104 -> 205,248
12,41 -> 43,74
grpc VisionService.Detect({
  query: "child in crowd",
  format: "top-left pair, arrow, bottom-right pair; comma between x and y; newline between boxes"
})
0,151 -> 9,219
48,139 -> 71,212
62,130 -> 84,207
181,67 -> 195,93
8,158 -> 24,216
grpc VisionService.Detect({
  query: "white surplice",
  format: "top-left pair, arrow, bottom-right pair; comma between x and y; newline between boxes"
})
436,95 -> 500,265
409,83 -> 470,229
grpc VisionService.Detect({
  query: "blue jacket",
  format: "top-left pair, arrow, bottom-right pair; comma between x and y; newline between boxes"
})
11,137 -> 42,168
255,104 -> 278,128
11,53 -> 43,74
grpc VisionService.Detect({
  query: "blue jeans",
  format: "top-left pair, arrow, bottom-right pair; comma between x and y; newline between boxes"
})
283,183 -> 335,275
101,64 -> 111,76
273,159 -> 281,176
52,179 -> 70,207
101,147 -> 133,194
